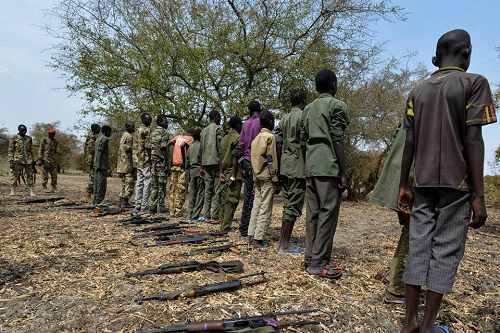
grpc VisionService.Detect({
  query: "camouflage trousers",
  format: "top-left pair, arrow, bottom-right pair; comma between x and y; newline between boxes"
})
85,166 -> 95,195
119,171 -> 136,200
11,163 -> 34,187
42,164 -> 58,187
219,177 -> 242,231
150,159 -> 167,212
169,166 -> 186,218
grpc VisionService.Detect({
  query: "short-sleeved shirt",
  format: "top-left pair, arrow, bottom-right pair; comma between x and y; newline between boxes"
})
117,131 -> 134,173
200,123 -> 224,166
404,67 -> 497,191
133,124 -> 151,168
39,137 -> 58,165
94,135 -> 109,170
251,128 -> 279,182
171,135 -> 194,166
221,129 -> 241,179
300,93 -> 350,178
186,140 -> 202,179
84,132 -> 99,165
149,126 -> 169,159
238,116 -> 262,161
8,134 -> 34,164
275,107 -> 305,179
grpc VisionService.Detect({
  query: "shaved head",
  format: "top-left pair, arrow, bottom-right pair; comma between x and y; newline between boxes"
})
436,29 -> 471,59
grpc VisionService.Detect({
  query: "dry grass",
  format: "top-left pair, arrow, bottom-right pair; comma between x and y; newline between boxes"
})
0,172 -> 498,333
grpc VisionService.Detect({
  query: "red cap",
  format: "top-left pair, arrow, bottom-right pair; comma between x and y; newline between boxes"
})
48,129 -> 56,134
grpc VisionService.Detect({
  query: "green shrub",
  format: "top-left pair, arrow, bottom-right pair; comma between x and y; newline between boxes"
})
485,175 -> 500,208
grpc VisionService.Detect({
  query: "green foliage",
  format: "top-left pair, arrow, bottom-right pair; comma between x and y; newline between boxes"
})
0,127 -> 9,156
47,0 -> 406,129
485,176 -> 500,208
31,122 -> 82,171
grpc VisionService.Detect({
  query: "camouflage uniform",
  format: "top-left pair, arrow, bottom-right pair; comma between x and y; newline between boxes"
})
149,126 -> 169,213
84,131 -> 99,195
39,137 -> 58,188
133,124 -> 152,211
8,134 -> 35,188
117,131 -> 135,201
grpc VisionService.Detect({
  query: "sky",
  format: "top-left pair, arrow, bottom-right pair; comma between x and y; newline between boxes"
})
0,0 -> 499,172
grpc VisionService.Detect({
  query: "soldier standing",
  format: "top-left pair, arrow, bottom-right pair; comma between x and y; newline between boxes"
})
133,113 -> 153,212
149,115 -> 170,214
117,122 -> 136,208
93,125 -> 112,205
39,129 -> 59,193
8,124 -> 36,196
82,124 -> 101,201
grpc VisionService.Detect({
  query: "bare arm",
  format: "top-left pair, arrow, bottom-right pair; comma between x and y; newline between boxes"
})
181,143 -> 188,167
398,130 -> 415,214
464,125 -> 487,229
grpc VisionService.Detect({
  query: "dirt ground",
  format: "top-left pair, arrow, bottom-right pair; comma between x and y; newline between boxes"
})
0,172 -> 498,333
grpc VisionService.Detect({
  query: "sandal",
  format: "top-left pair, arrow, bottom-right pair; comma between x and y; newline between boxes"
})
307,264 -> 342,279
278,246 -> 305,255
436,325 -> 450,333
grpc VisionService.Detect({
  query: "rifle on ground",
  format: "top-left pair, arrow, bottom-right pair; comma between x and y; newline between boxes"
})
134,271 -> 267,303
118,216 -> 169,226
133,309 -> 333,333
173,244 -> 246,257
133,223 -> 183,233
18,197 -> 65,204
143,234 -> 228,248
125,260 -> 244,277
133,228 -> 207,239
90,207 -> 128,217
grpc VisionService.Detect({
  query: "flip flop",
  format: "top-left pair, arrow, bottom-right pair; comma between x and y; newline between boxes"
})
307,265 -> 342,279
278,246 -> 305,255
436,325 -> 450,333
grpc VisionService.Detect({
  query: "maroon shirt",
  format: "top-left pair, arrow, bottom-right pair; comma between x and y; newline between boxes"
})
238,115 -> 262,161
404,67 -> 497,191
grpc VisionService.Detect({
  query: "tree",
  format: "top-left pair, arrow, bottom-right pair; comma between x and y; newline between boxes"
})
0,127 -> 9,156
47,0 -> 405,128
31,122 -> 81,172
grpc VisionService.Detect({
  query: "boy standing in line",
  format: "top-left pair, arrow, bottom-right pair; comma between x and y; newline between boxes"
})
82,123 -> 100,201
93,125 -> 112,206
370,124 -> 414,304
134,113 -> 152,213
300,69 -> 350,279
149,115 -> 170,214
238,101 -> 262,237
167,131 -> 194,217
275,88 -> 308,254
247,111 -> 280,247
186,129 -> 204,221
117,121 -> 136,209
398,29 -> 496,333
199,110 -> 224,223
39,129 -> 58,193
219,116 -> 243,233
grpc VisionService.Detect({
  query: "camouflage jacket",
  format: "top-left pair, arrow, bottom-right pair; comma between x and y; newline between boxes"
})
39,137 -> 58,165
117,131 -> 134,174
133,124 -> 151,168
84,132 -> 99,166
8,134 -> 34,164
149,126 -> 169,160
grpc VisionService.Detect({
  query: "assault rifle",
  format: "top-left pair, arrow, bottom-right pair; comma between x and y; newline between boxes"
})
134,271 -> 267,303
133,309 -> 333,333
18,197 -> 65,204
125,260 -> 244,277
133,223 -> 183,233
143,234 -> 228,248
133,228 -> 207,239
173,244 -> 246,257
118,216 -> 169,226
